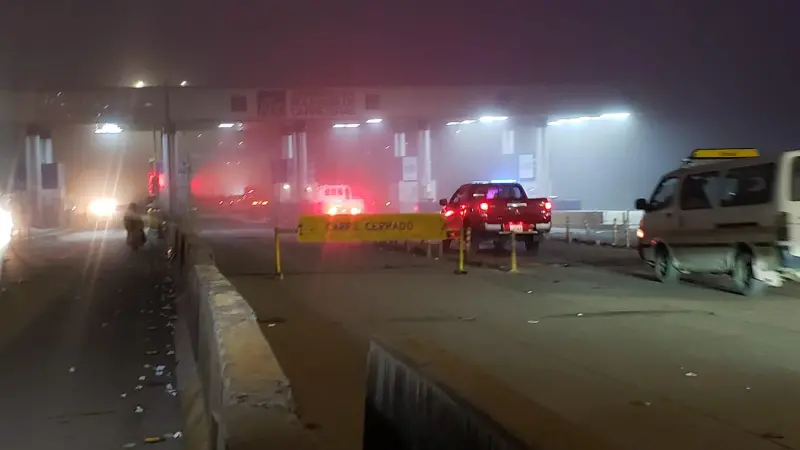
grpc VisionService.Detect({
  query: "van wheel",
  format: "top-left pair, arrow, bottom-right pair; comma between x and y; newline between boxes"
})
654,246 -> 680,284
732,250 -> 767,296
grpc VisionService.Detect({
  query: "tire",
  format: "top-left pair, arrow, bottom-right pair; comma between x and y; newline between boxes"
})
524,238 -> 540,256
732,250 -> 767,296
442,239 -> 452,252
654,246 -> 680,284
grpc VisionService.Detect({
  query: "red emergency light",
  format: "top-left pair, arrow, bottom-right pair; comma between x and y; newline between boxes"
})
148,171 -> 166,196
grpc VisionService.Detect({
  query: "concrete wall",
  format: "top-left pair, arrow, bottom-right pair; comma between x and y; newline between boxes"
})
167,220 -> 317,450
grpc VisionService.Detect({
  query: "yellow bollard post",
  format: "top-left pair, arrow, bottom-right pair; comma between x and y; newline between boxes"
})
274,227 -> 283,280
455,225 -> 467,274
510,231 -> 518,273
426,240 -> 432,258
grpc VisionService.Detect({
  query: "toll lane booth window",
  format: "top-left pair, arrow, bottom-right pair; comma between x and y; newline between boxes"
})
720,163 -> 775,207
649,177 -> 679,211
679,171 -> 719,210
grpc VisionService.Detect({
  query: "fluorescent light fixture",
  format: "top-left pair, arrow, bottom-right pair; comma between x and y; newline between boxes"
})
479,116 -> 509,123
218,123 -> 235,128
332,123 -> 360,128
446,119 -> 477,126
547,112 -> 631,126
490,179 -> 517,183
366,118 -> 383,124
95,123 -> 123,134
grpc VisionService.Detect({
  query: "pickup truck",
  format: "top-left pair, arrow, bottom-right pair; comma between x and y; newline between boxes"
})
439,182 -> 552,254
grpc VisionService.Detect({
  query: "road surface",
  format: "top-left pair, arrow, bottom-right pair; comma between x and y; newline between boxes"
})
0,229 -> 183,450
198,219 -> 800,450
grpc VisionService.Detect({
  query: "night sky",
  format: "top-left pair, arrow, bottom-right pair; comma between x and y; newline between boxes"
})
1,1 -> 799,117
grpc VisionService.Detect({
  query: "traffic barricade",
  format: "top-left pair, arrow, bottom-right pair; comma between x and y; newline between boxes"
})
272,213 -> 449,278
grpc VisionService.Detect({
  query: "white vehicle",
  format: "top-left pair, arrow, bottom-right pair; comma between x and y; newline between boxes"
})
635,148 -> 800,296
314,184 -> 365,215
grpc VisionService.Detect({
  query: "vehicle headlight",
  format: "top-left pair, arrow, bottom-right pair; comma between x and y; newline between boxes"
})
88,198 -> 118,217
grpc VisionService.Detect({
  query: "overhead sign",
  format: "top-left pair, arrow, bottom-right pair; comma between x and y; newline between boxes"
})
691,148 -> 759,159
256,90 -> 287,117
288,90 -> 358,118
298,213 -> 446,243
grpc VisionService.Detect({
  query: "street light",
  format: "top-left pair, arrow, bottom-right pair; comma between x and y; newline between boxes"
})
133,80 -> 146,88
366,118 -> 383,124
180,80 -> 189,87
218,123 -> 235,128
479,116 -> 509,123
332,123 -> 360,128
446,119 -> 477,126
95,123 -> 123,134
546,112 -> 631,126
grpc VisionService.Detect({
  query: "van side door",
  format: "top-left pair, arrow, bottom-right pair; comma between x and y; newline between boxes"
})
676,170 -> 724,271
715,163 -> 777,248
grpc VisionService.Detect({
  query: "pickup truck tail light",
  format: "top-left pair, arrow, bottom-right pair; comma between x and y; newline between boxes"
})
544,201 -> 552,210
479,202 -> 489,211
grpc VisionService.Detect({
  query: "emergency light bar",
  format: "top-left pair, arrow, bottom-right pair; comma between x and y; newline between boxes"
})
472,179 -> 518,184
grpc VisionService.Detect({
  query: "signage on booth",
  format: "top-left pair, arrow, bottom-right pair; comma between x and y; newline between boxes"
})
288,90 -> 357,118
297,213 -> 446,243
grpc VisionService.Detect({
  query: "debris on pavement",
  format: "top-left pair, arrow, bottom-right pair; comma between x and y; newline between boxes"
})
576,313 -> 584,317
527,320 -> 540,324
134,385 -> 144,391
138,376 -> 146,381
630,400 -> 652,407
526,290 -> 533,294
143,436 -> 165,443
685,372 -> 698,377
120,393 -> 127,398
69,366 -> 76,373
122,443 -> 137,448
145,350 -> 159,356
134,405 -> 144,413
458,316 -> 476,322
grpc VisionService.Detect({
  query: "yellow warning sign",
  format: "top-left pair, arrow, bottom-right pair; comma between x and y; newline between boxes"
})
298,213 -> 446,243
691,148 -> 759,159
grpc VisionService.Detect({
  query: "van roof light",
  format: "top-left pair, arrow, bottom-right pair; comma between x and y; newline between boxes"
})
690,148 -> 759,159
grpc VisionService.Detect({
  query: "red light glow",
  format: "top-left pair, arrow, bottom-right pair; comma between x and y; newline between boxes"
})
479,202 -> 489,211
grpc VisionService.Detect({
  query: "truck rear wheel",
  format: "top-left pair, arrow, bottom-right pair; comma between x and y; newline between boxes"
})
524,237 -> 540,255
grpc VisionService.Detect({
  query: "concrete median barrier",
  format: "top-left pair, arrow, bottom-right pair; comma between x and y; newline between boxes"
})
364,339 -> 615,450
167,219 -> 317,450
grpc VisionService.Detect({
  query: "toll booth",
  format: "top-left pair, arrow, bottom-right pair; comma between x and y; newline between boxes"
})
40,163 -> 66,228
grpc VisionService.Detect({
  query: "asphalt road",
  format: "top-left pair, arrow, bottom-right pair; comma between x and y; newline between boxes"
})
0,229 -> 184,450
198,219 -> 800,450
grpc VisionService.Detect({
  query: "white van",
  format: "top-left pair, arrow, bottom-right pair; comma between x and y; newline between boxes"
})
635,148 -> 800,295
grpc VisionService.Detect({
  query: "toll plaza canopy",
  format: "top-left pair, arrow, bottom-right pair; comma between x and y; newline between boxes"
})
0,85 -> 624,128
